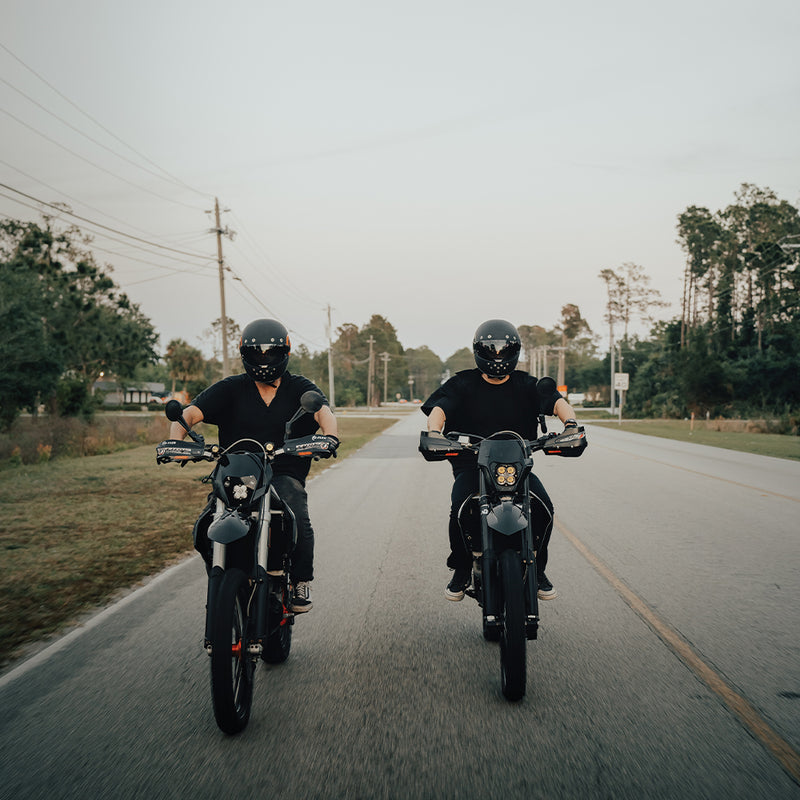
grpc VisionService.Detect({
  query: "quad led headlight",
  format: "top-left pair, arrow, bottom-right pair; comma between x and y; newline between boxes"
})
495,464 -> 516,485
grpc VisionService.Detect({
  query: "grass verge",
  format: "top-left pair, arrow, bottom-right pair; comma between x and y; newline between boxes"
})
0,415 -> 397,666
590,419 -> 800,461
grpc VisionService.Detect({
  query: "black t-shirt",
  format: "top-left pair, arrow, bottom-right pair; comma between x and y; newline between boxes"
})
191,372 -> 327,484
421,368 -> 562,442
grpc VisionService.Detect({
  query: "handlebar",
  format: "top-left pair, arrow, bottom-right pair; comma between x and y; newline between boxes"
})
419,426 -> 587,461
156,434 -> 337,465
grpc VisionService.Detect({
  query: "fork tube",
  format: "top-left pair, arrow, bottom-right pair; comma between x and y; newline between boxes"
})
253,486 -> 272,646
522,477 -> 539,636
479,471 -> 499,621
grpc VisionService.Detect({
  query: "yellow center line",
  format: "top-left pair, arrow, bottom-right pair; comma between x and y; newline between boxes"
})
596,444 -> 800,503
556,518 -> 800,786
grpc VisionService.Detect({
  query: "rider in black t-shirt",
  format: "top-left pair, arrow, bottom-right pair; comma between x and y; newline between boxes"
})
168,318 -> 339,613
421,319 -> 579,602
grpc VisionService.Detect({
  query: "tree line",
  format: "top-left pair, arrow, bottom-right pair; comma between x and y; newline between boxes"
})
3,183 -> 797,431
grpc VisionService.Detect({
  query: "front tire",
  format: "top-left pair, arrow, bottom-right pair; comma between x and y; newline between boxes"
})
499,549 -> 526,701
210,568 -> 254,734
263,581 -> 292,663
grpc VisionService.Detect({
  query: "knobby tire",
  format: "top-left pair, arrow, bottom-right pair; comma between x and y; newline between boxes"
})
210,568 -> 254,734
499,548 -> 526,701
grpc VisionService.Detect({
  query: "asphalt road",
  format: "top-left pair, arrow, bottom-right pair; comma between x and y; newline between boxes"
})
1,413 -> 798,800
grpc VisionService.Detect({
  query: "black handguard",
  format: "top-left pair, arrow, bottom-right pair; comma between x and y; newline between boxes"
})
156,439 -> 208,464
419,431 -> 466,461
542,426 -> 587,457
282,434 -> 338,458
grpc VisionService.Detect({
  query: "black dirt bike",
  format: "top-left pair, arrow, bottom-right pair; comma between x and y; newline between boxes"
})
419,420 -> 587,701
156,391 -> 335,734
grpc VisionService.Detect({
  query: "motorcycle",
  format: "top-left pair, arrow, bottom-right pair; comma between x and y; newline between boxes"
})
156,391 -> 335,734
419,420 -> 587,701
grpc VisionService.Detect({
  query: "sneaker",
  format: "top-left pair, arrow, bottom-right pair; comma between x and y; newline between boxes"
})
291,581 -> 313,612
445,566 -> 472,601
537,573 -> 557,601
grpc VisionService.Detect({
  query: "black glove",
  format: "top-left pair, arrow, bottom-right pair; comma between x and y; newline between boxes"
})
324,435 -> 340,457
563,418 -> 579,430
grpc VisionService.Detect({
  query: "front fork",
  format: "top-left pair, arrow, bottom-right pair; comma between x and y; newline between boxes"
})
203,497 -> 288,656
478,477 -> 540,641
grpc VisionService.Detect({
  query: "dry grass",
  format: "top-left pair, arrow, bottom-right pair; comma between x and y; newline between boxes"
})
0,415 -> 397,665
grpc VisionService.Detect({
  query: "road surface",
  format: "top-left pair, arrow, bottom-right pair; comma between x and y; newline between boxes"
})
1,413 -> 798,799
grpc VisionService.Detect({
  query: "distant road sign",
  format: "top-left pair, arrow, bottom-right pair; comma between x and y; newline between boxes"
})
614,372 -> 629,391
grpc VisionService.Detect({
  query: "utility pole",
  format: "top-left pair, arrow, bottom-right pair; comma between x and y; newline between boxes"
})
380,352 -> 390,404
325,304 -> 336,408
209,197 -> 235,377
366,335 -> 376,408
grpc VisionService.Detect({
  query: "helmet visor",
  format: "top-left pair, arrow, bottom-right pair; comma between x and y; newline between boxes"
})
242,343 -> 290,366
474,340 -> 520,362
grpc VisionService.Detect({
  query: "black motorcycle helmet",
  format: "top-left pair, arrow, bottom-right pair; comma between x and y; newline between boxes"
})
239,319 -> 291,383
472,319 -> 521,377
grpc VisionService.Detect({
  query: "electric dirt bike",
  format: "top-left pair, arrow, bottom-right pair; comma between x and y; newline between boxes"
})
156,392 -> 335,734
419,422 -> 587,701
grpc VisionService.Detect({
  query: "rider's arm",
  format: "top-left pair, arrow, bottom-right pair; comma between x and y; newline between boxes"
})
427,406 -> 446,434
169,404 -> 204,439
553,397 -> 579,428
315,404 -> 339,438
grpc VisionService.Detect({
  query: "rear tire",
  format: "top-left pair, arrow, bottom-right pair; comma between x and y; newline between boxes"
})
210,568 -> 254,734
499,549 -> 526,701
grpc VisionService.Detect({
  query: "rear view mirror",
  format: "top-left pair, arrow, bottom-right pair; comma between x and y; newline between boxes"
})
165,399 -> 185,423
300,391 -> 325,414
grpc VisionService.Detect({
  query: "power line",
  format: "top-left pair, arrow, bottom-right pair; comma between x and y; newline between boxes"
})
0,107 -> 202,211
0,157 -> 183,240
0,182 -> 211,260
0,39 -> 209,199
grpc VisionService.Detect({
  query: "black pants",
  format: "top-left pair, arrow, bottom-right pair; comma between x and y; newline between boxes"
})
193,473 -> 315,583
271,474 -> 315,583
448,468 -> 554,577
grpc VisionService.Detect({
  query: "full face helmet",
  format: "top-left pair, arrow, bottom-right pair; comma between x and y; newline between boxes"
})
472,319 -> 521,377
239,319 -> 291,383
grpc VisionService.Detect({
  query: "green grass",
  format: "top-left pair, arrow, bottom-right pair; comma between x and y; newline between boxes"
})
0,416 -> 397,666
590,418 -> 800,460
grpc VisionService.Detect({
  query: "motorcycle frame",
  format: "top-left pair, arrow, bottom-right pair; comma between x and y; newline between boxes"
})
474,439 -> 540,641
204,455 -> 297,657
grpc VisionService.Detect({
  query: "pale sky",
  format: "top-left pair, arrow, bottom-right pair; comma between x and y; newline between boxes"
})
2,0 -> 799,361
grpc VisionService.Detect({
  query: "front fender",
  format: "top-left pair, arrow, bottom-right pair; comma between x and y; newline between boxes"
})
208,509 -> 251,544
485,500 -> 527,535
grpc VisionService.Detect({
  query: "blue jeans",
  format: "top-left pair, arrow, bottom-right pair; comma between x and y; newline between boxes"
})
271,474 -> 315,583
448,468 -> 554,576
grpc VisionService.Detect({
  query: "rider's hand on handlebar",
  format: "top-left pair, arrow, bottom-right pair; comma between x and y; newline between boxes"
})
562,418 -> 579,431
427,430 -> 446,438
322,434 -> 340,457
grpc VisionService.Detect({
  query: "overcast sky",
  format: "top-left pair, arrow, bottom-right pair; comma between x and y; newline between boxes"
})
2,0 -> 799,361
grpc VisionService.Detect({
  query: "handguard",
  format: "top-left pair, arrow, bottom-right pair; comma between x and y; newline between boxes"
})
418,431 -> 466,461
542,427 -> 588,457
281,434 -> 337,458
156,439 -> 208,464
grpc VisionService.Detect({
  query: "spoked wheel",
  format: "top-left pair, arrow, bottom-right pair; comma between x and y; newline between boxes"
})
499,548 -> 526,701
263,579 -> 292,664
210,568 -> 255,734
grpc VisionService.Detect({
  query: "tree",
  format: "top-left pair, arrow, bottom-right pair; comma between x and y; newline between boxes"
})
405,346 -> 444,401
203,316 -> 242,375
0,217 -> 159,424
165,339 -> 206,396
443,347 -> 474,376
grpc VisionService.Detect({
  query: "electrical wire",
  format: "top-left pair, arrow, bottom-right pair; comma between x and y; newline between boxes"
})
0,107 -> 202,211
0,39 -> 209,199
0,182 -> 210,260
